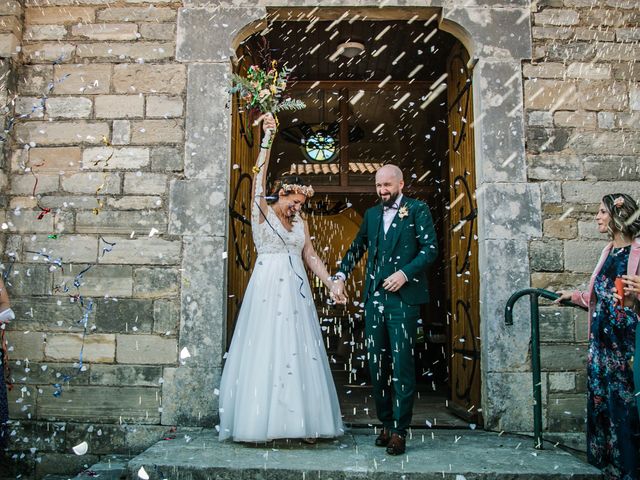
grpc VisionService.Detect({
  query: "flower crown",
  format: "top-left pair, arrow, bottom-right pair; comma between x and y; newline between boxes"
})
613,196 -> 625,208
281,183 -> 315,198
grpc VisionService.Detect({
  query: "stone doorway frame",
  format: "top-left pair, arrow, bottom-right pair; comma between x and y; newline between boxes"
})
167,2 -> 538,433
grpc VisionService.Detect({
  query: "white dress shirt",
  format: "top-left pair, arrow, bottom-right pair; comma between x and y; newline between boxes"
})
382,193 -> 403,234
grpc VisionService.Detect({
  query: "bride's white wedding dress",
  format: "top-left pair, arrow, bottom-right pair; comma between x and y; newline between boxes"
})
218,174 -> 344,442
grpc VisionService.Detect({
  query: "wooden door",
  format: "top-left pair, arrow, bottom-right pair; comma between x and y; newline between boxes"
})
446,43 -> 482,424
227,50 -> 261,344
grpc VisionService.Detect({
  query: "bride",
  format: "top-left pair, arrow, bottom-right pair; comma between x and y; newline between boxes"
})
218,114 -> 345,442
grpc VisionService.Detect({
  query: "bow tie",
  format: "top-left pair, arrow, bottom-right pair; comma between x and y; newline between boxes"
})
383,204 -> 399,212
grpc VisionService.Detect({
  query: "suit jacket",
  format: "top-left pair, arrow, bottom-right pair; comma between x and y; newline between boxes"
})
338,196 -> 438,305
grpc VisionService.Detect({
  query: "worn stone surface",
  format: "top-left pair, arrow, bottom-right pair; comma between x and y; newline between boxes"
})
160,366 -> 220,426
530,239 -> 563,271
478,183 -> 542,240
116,334 -> 177,364
45,333 -> 116,362
112,63 -> 185,94
89,364 -> 162,387
95,298 -> 154,333
94,95 -> 144,118
564,239 -> 608,273
169,178 -> 225,235
97,238 -> 181,265
133,267 -> 179,298
151,146 -> 183,171
76,210 -> 166,234
53,64 -> 111,95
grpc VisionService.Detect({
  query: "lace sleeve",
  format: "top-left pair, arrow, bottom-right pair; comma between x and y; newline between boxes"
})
251,165 -> 265,228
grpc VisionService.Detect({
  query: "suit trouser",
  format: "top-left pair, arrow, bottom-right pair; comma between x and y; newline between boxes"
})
364,290 -> 419,436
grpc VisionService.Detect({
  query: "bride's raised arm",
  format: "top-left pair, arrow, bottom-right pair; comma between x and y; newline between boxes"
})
251,113 -> 277,226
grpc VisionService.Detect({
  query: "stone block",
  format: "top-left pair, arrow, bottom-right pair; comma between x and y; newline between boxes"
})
614,112 -> 640,130
483,372 -> 548,432
45,96 -> 93,119
0,16 -> 23,36
549,372 -> 576,392
562,181 -> 640,203
0,0 -> 21,15
527,111 -> 553,127
123,172 -> 167,194
18,64 -> 53,95
616,28 -> 640,42
146,95 -> 183,118
94,94 -> 144,118
522,62 -> 565,79
569,132 -> 640,155
582,9 -> 635,27
153,298 -> 179,335
594,43 -> 640,62
177,6 -> 266,62
530,239 -> 563,271
112,64 -> 185,94
534,9 -> 579,25
15,96 -> 45,118
531,272 -> 589,291
116,334 -> 176,364
577,220 -> 606,240
547,394 -> 587,431
25,24 -> 67,41
597,111 -> 615,129
25,234 -> 97,263
540,181 -> 562,203
82,146 -> 149,170
161,366 -> 220,426
25,6 -> 94,24
36,385 -> 161,423
478,183 -> 542,240
139,22 -> 174,40
10,197 -> 38,209
89,364 -> 162,386
95,298 -> 154,333
7,385 -> 38,419
71,23 -> 138,40
45,333 -> 115,362
6,420 -> 66,453
5,209 -> 55,233
583,155 -> 639,180
61,172 -> 121,194
76,210 -> 167,234
76,42 -> 174,62
630,83 -> 640,111
52,264 -> 133,297
564,239 -> 608,273
29,146 -> 81,172
112,119 -> 131,145
98,237 -> 181,265
539,306 -> 576,342
541,344 -> 587,371
184,63 -> 230,179
107,196 -> 163,210
527,154 -> 584,180
22,42 -> 76,63
531,26 -> 574,40
10,173 -> 58,194
15,121 -> 109,146
35,453 -> 100,477
553,111 -> 597,128
566,62 -> 611,80
53,64 -> 111,95
7,330 -> 46,361
543,218 -> 577,239
151,146 -> 183,171
97,6 -> 176,22
133,267 -> 179,298
10,360 -> 87,385
39,194 -> 105,210
179,236 -> 225,368
4,264 -> 51,296
169,179 -> 225,235
574,27 -> 616,42
130,119 -> 184,144
524,80 -> 579,110
578,81 -> 628,111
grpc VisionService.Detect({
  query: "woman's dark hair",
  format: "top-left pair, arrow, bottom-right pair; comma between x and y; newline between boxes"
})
266,175 -> 310,205
602,193 -> 640,239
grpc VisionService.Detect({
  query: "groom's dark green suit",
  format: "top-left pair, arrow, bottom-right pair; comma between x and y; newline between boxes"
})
338,196 -> 438,436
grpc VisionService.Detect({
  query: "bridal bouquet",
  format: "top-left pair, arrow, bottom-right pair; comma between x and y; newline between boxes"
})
229,60 -> 306,120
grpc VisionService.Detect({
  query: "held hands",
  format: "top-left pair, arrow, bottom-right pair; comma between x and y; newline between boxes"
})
329,278 -> 347,305
383,271 -> 407,293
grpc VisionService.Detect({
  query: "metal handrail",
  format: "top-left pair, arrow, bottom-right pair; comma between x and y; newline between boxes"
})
505,288 -> 587,449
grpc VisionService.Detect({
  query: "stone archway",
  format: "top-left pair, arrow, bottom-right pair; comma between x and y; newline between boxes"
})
168,3 -> 537,433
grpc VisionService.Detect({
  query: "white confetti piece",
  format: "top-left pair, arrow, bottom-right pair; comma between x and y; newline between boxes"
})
72,441 -> 88,455
138,466 -> 149,479
180,347 -> 191,360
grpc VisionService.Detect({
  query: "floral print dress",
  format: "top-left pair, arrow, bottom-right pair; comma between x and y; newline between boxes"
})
588,245 -> 640,480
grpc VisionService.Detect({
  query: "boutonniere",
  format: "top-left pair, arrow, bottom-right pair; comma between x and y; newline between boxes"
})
398,205 -> 409,219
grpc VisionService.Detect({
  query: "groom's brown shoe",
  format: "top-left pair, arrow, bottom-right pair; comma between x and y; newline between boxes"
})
375,429 -> 390,447
385,433 -> 406,455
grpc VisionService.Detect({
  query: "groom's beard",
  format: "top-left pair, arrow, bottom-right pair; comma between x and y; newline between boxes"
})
379,191 -> 399,208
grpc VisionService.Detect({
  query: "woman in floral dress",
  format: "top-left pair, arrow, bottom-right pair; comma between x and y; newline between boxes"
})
557,193 -> 640,480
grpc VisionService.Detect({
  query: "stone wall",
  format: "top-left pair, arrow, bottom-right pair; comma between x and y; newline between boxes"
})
2,1 -> 186,477
525,0 -> 640,444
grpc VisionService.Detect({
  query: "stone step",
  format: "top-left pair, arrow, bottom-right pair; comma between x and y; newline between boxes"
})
127,429 -> 602,480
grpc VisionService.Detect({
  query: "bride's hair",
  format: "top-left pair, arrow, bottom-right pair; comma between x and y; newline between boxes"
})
266,175 -> 314,205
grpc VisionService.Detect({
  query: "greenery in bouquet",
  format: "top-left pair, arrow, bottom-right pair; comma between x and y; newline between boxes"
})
230,60 -> 306,121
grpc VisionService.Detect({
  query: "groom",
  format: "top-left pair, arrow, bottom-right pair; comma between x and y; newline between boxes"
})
334,164 -> 438,455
